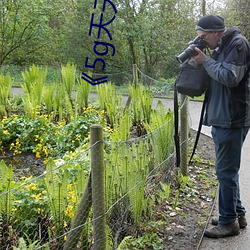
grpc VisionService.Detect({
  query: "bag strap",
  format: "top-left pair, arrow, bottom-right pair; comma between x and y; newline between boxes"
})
174,80 -> 180,168
188,91 -> 208,164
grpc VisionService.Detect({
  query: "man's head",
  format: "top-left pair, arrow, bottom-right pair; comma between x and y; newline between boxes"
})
195,15 -> 225,49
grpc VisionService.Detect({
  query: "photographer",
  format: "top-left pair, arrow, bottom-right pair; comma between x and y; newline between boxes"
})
192,15 -> 250,238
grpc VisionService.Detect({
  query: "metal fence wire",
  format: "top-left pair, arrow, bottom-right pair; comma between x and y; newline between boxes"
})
0,117 -> 185,249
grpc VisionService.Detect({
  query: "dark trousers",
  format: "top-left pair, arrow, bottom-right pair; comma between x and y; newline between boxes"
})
211,126 -> 249,225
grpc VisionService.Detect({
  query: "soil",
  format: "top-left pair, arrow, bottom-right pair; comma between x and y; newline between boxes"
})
0,152 -> 45,180
158,130 -> 217,250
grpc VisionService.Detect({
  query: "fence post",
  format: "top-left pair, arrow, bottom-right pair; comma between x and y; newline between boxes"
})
125,64 -> 138,109
133,64 -> 138,86
180,94 -> 188,176
91,124 -> 106,250
63,175 -> 92,250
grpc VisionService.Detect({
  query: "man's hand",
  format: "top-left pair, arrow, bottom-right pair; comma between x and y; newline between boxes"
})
192,47 -> 207,64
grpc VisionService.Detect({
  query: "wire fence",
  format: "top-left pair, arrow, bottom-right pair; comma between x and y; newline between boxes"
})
0,65 -> 191,249
0,63 -> 174,96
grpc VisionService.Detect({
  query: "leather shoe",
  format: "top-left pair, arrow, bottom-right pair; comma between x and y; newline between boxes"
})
211,214 -> 247,229
204,222 -> 240,238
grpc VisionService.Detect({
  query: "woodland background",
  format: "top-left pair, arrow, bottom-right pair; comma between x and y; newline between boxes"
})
0,0 -> 249,84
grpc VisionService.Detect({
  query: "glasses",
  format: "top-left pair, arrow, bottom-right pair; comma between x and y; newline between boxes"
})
198,32 -> 214,40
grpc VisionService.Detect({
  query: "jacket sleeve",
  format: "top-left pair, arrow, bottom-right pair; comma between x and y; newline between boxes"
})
203,37 -> 250,88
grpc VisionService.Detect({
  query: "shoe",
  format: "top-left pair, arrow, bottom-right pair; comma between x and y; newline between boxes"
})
204,222 -> 240,238
211,214 -> 247,229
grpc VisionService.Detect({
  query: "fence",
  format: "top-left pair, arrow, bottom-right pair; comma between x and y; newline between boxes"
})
0,64 -> 191,249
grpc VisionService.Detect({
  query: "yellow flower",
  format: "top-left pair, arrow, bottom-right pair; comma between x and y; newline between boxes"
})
26,183 -> 37,191
43,147 -> 49,157
3,130 -> 9,135
12,207 -> 17,212
32,193 -> 42,201
71,195 -> 76,204
14,149 -> 22,155
100,110 -> 106,115
36,152 -> 41,159
65,205 -> 74,218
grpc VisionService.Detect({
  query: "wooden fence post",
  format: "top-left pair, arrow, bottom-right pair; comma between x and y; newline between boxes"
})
125,64 -> 138,109
91,124 -> 106,250
133,64 -> 138,86
63,175 -> 92,250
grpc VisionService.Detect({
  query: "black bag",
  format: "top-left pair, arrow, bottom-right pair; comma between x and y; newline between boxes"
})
175,58 -> 208,97
174,58 -> 209,168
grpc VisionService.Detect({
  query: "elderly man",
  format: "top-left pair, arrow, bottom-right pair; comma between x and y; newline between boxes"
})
192,15 -> 250,238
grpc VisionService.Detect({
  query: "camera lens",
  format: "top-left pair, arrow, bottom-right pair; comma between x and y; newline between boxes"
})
176,45 -> 198,63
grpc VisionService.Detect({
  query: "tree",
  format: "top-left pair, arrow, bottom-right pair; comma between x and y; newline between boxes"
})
220,0 -> 250,39
0,0 -> 52,65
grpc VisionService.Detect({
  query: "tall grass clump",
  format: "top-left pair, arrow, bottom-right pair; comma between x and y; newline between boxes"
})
76,73 -> 91,112
145,100 -> 175,164
97,82 -> 122,128
105,136 -> 153,246
129,83 -> 152,135
60,63 -> 76,103
43,84 -> 56,114
21,65 -> 47,118
0,161 -> 14,222
52,82 -> 73,122
0,73 -> 12,117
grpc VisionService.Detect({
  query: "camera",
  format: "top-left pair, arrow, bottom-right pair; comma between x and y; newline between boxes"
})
176,36 -> 208,64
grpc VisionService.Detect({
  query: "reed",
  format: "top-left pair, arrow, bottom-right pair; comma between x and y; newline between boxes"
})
0,73 -> 12,116
21,65 -> 47,118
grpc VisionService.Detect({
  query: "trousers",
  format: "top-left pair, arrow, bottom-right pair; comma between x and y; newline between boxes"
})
211,126 -> 249,225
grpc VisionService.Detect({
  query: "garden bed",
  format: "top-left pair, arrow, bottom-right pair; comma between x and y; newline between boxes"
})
1,130 -> 216,249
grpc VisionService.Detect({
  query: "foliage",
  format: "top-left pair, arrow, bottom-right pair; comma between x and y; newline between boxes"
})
12,176 -> 49,241
0,72 -> 178,248
129,83 -> 153,136
97,82 -> 122,128
0,0 -> 228,80
0,108 -> 102,158
145,100 -> 175,163
76,72 -> 91,110
0,0 -> 51,65
220,0 -> 250,40
43,85 -> 56,114
13,235 -> 46,250
117,233 -> 163,250
0,161 -> 15,222
21,65 -> 47,118
0,73 -> 12,117
0,150 -> 91,249
61,63 -> 76,102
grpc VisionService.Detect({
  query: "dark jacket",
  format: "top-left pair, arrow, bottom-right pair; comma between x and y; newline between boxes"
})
203,26 -> 250,128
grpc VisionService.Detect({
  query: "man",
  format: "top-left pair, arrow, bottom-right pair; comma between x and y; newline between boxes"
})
192,15 -> 250,238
